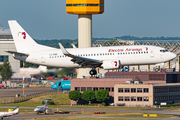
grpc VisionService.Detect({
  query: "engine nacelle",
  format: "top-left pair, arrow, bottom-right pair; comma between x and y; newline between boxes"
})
102,60 -> 121,70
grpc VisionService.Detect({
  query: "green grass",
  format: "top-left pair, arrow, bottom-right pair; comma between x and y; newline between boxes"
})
0,108 -> 34,113
163,107 -> 180,111
0,93 -> 71,107
159,102 -> 180,107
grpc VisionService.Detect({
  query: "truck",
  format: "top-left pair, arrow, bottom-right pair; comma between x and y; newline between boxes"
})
0,84 -> 4,88
51,81 -> 71,91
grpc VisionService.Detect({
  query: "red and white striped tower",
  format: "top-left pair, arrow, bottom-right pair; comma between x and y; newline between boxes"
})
23,61 -> 25,96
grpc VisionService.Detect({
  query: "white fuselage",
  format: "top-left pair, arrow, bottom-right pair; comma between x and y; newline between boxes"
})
14,45 -> 176,69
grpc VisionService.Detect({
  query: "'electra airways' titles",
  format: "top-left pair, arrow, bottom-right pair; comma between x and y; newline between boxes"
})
7,20 -> 176,75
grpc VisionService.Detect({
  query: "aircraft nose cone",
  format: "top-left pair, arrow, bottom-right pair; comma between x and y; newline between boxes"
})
172,53 -> 177,59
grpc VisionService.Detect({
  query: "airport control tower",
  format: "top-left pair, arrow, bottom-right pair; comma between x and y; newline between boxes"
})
66,0 -> 104,78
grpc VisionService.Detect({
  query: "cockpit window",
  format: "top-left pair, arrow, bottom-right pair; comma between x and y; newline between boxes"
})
160,49 -> 168,52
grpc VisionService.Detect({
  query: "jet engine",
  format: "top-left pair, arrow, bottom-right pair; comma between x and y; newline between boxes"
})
102,60 -> 121,70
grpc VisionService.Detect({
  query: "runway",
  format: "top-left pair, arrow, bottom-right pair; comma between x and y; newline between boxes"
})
9,113 -> 180,120
0,87 -> 52,98
1,106 -> 180,120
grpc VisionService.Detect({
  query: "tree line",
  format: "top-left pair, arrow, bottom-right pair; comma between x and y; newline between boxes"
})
69,89 -> 109,105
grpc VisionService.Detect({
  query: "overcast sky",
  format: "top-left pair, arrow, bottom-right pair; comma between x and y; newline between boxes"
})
0,0 -> 180,39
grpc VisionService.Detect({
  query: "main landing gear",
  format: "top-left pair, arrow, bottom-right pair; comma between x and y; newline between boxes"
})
89,68 -> 97,76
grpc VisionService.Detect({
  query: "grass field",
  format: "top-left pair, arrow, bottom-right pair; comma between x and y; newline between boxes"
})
0,93 -> 154,110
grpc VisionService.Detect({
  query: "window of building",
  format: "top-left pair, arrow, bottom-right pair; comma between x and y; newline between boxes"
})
118,96 -> 123,101
131,88 -> 136,93
169,95 -> 180,100
73,4 -> 86,6
143,97 -> 149,101
125,88 -> 130,92
169,87 -> 180,92
87,87 -> 92,90
155,96 -> 168,101
87,4 -> 99,6
99,87 -> 104,89
125,97 -> 130,101
154,87 -> 168,93
111,87 -> 114,92
137,97 -> 142,101
93,87 -> 98,91
131,97 -> 136,101
66,4 -> 72,6
106,87 -> 110,92
143,88 -> 149,93
75,87 -> 80,91
137,88 -> 142,93
81,87 -> 86,92
118,88 -> 123,93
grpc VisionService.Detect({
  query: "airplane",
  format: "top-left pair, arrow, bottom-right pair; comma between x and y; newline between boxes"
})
0,107 -> 19,119
34,100 -> 49,114
7,20 -> 176,76
20,65 -> 47,75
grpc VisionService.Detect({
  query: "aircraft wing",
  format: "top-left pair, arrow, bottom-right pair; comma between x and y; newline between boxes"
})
59,43 -> 102,67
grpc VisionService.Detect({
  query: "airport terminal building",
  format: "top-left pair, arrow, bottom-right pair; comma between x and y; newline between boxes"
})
0,27 -> 20,73
0,27 -> 29,84
114,83 -> 180,106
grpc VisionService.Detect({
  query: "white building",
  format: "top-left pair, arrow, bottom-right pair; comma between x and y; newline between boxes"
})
0,26 -> 20,73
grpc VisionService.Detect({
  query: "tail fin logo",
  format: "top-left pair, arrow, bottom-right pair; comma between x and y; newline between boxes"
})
18,32 -> 26,39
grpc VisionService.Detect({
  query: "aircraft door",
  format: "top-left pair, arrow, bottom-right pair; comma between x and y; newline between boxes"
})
150,49 -> 154,58
41,53 -> 45,63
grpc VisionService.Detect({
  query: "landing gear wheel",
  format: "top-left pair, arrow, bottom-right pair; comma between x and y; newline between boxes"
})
89,70 -> 97,76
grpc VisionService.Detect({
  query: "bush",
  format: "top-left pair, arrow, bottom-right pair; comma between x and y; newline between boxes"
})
42,98 -> 55,105
101,102 -> 106,106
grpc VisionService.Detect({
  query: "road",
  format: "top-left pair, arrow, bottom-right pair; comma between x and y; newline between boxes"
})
0,87 -> 52,98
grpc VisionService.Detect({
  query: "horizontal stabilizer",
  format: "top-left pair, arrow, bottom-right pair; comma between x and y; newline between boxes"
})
6,51 -> 29,56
